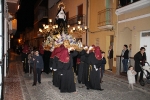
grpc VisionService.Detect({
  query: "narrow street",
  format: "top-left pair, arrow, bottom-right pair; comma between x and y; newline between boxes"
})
4,53 -> 150,100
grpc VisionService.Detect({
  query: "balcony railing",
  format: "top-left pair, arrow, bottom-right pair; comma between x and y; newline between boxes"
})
118,0 -> 140,8
97,8 -> 113,27
68,15 -> 86,26
34,9 -> 48,23
38,10 -> 48,20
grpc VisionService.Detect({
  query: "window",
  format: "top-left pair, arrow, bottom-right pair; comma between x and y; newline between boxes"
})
142,32 -> 150,37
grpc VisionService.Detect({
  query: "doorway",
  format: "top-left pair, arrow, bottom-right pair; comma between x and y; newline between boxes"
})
140,31 -> 150,64
105,35 -> 114,70
140,31 -> 150,78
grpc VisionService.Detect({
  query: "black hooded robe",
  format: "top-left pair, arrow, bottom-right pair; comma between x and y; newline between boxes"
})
86,52 -> 102,90
52,57 -> 60,87
58,51 -> 78,93
78,50 -> 86,84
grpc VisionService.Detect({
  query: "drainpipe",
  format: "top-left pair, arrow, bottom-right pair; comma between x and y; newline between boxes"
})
86,0 -> 89,45
0,0 -> 5,99
116,10 -> 120,75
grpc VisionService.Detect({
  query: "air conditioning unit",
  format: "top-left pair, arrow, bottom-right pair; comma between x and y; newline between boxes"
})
98,25 -> 113,31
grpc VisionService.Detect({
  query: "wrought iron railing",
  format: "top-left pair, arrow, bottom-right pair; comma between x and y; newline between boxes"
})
34,9 -> 48,23
68,15 -> 86,26
97,8 -> 113,27
118,0 -> 140,8
38,9 -> 48,20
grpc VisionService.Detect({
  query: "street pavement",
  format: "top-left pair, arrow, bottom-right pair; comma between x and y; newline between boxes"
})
4,53 -> 150,100
18,62 -> 150,100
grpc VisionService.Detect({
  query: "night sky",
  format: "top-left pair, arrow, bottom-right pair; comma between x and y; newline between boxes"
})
15,0 -> 36,37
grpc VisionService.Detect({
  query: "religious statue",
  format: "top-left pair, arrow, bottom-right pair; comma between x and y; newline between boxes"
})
55,2 -> 67,33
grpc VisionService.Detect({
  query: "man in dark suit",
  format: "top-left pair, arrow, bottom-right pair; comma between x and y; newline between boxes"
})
134,47 -> 146,82
108,46 -> 113,71
100,52 -> 106,83
32,50 -> 44,86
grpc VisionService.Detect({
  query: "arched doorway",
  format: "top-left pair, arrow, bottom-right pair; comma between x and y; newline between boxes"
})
118,27 -> 132,74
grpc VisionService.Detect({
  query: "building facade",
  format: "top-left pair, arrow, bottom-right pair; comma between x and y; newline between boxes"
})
25,0 -> 48,48
115,0 -> 150,74
0,0 -> 19,99
88,0 -> 117,73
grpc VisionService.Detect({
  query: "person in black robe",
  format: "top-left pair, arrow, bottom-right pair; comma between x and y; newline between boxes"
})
50,47 -> 61,87
51,45 -> 65,87
57,47 -> 78,93
78,46 -> 88,84
22,44 -> 29,73
76,54 -> 80,76
43,50 -> 51,74
86,46 -> 103,91
134,47 -> 146,82
72,52 -> 78,75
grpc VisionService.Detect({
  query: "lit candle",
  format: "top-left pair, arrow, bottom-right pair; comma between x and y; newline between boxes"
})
49,19 -> 52,23
55,25 -> 58,28
84,26 -> 87,30
68,25 -> 70,28
78,21 -> 81,25
47,25 -> 49,28
53,25 -> 55,29
73,27 -> 75,30
43,24 -> 45,27
70,29 -> 73,33
39,28 -> 42,32
78,26 -> 80,29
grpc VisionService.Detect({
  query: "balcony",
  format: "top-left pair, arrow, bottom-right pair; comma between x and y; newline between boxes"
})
97,8 -> 113,30
118,0 -> 139,8
34,9 -> 48,24
68,15 -> 86,26
116,0 -> 150,15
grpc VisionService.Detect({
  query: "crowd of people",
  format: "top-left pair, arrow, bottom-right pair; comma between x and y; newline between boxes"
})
121,44 -> 147,89
20,42 -> 147,92
21,43 -> 106,93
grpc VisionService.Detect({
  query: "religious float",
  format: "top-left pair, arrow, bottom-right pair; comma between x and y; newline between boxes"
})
38,2 -> 87,51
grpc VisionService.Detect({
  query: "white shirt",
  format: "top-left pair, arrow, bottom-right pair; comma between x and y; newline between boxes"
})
58,10 -> 66,20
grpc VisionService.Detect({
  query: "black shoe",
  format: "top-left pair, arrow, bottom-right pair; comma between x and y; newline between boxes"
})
38,82 -> 41,84
78,81 -> 81,84
100,81 -> 103,83
139,80 -> 144,83
98,89 -> 104,91
32,84 -> 36,86
87,88 -> 89,90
